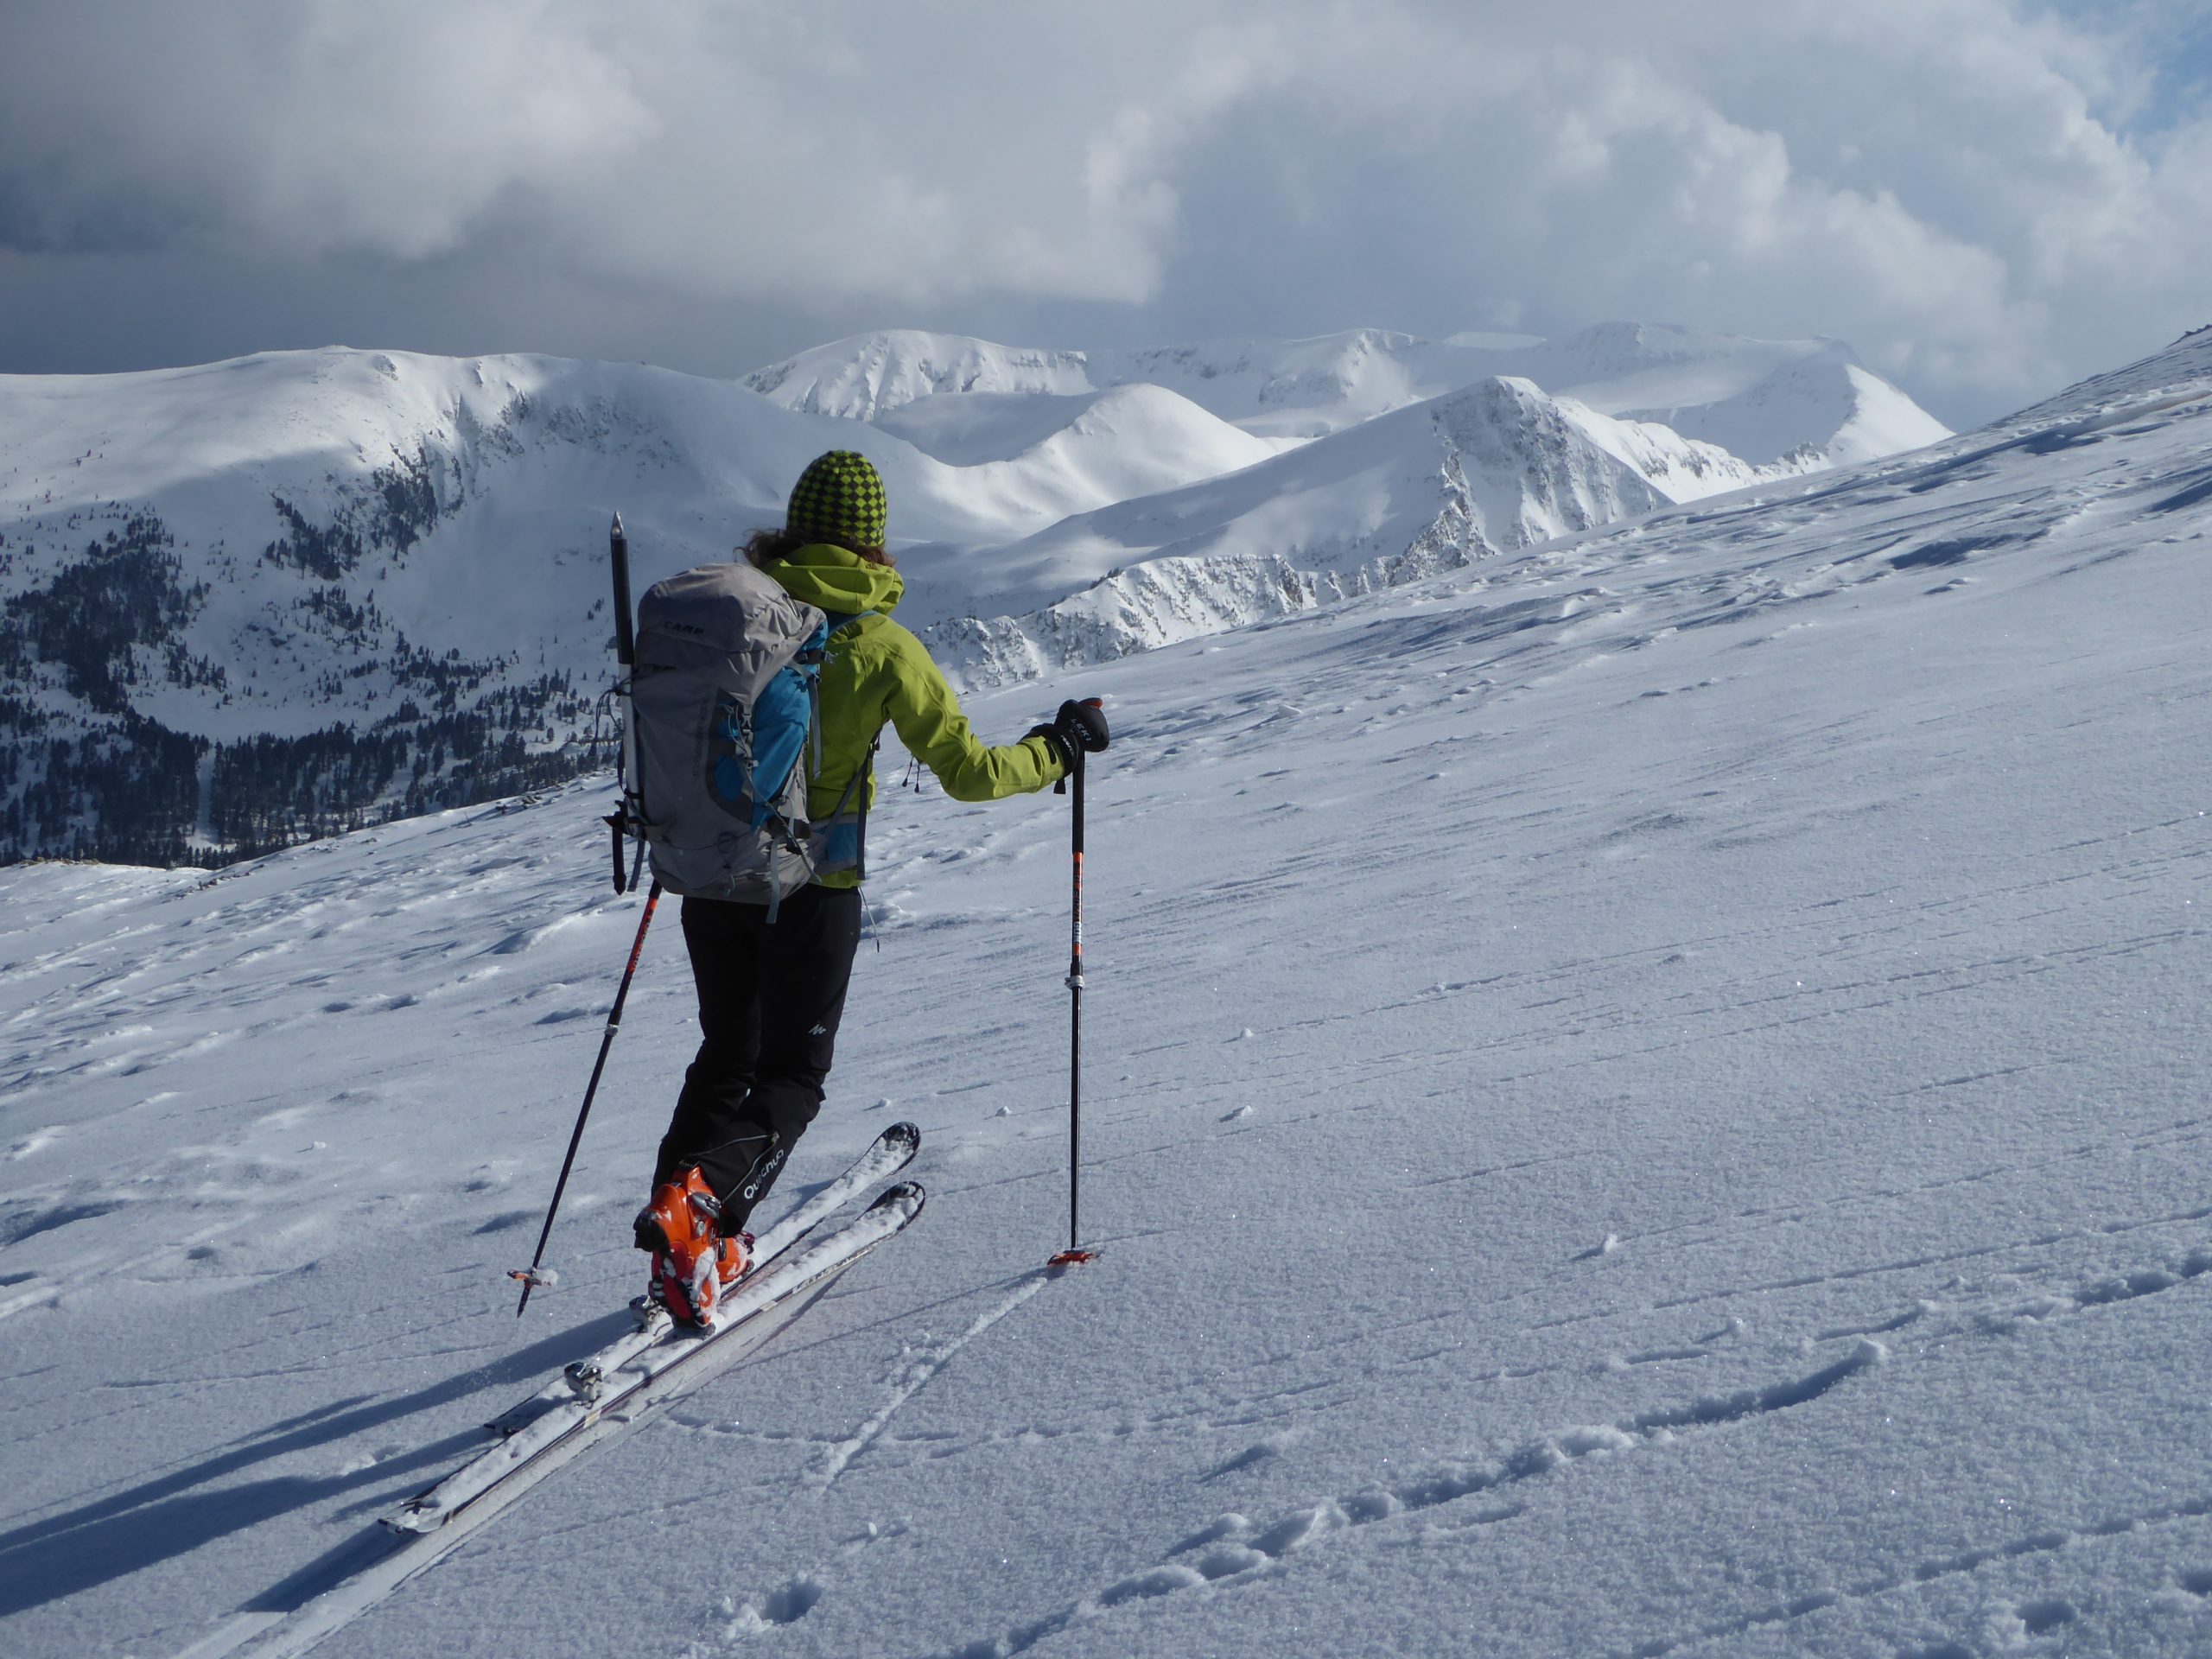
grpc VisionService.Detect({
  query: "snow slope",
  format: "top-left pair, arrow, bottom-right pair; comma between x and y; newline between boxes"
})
872,384 -> 1279,505
3,330 -> 2209,1657
743,331 -> 1097,421
911,375 -> 1764,686
1467,321 -> 1955,467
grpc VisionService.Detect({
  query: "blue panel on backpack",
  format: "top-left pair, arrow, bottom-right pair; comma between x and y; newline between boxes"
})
711,753 -> 749,805
821,819 -> 860,869
746,664 -> 813,829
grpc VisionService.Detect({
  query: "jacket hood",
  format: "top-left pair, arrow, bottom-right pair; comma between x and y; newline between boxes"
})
765,543 -> 906,618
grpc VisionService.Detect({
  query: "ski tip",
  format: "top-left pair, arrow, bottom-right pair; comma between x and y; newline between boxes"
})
884,1121 -> 921,1151
868,1179 -> 925,1218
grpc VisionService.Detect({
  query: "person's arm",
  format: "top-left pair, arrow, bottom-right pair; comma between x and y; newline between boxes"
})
880,629 -> 1064,801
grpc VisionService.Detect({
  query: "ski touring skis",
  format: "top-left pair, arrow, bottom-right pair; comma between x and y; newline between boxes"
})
485,1120 -> 920,1440
386,1175 -> 924,1535
181,1131 -> 925,1659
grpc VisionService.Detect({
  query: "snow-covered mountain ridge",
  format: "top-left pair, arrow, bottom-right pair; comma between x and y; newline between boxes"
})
1,322 -> 1945,864
0,348 -> 1268,864
919,375 -> 1700,687
2,327 -> 2207,1659
746,321 -> 1948,460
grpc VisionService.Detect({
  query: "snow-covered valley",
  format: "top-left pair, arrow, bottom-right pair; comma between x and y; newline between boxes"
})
1,329 -> 2207,1656
0,322 -> 1942,866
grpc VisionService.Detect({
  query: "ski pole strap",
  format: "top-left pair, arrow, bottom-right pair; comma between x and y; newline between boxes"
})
1067,749 -> 1085,987
606,811 -> 626,894
852,736 -> 879,883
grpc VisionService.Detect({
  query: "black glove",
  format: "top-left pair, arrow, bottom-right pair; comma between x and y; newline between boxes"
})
1026,698 -> 1110,775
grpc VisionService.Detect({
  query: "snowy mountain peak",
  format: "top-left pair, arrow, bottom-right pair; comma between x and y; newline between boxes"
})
742,330 -> 1096,420
1548,318 -> 1853,372
914,372 -> 1687,689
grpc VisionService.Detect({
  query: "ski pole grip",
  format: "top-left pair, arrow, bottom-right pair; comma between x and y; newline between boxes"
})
1064,698 -> 1109,753
607,812 -> 627,894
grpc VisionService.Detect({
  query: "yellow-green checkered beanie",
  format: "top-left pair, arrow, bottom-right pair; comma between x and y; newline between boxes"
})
785,450 -> 887,550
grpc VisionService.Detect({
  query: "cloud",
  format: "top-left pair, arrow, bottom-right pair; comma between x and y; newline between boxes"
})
0,0 -> 2204,422
0,1 -> 651,258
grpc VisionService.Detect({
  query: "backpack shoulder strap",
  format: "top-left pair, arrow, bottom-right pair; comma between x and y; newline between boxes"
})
817,607 -> 882,643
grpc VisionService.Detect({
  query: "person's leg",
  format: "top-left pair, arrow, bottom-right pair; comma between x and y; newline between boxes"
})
716,883 -> 863,1229
652,896 -> 770,1194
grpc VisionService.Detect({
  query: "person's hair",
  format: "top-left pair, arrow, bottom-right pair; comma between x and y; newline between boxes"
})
740,527 -> 894,569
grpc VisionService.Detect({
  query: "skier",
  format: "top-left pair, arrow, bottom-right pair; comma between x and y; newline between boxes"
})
633,450 -> 1109,1322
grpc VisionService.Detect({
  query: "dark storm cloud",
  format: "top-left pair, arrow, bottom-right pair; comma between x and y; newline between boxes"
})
0,0 -> 2204,424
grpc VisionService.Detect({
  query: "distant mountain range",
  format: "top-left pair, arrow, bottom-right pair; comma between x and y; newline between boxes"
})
746,321 -> 1947,461
0,322 -> 1949,864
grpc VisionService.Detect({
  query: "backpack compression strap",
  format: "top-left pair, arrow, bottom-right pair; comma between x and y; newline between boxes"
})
804,609 -> 882,884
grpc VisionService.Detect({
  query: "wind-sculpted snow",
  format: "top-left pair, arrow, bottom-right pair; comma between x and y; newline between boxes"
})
3,327 -> 2210,1658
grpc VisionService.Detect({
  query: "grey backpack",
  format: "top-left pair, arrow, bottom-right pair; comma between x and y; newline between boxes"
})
625,562 -> 844,912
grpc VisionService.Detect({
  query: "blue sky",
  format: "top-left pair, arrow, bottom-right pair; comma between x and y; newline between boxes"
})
2044,0 -> 2212,132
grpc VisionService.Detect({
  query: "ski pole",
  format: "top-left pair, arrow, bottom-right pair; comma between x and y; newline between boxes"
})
513,879 -> 662,1314
1049,700 -> 1106,1268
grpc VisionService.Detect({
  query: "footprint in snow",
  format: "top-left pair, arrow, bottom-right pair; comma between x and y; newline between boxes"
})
717,1574 -> 824,1637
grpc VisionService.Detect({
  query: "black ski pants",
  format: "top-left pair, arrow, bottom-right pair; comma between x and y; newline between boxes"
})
652,885 -> 862,1230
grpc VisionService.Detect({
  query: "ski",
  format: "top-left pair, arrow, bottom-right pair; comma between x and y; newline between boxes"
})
485,1120 -> 920,1439
385,1179 -> 925,1535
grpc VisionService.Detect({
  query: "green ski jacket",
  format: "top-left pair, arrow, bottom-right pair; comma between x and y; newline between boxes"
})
762,543 -> 1065,887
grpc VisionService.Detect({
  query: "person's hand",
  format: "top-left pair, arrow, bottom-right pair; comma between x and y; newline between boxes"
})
1026,698 -> 1110,772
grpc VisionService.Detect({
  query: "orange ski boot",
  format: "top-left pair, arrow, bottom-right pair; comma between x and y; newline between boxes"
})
633,1167 -> 750,1325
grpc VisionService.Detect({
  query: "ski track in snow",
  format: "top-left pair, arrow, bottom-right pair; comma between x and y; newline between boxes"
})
925,1342 -> 1894,1659
810,1272 -> 1052,1491
925,1233 -> 2212,1659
